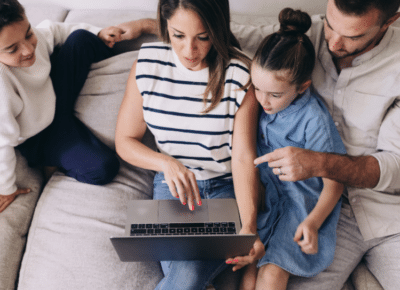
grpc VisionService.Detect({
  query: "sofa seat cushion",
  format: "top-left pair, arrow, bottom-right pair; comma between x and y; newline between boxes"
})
0,151 -> 43,290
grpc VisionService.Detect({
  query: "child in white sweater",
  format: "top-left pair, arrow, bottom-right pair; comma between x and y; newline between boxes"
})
0,0 -> 140,212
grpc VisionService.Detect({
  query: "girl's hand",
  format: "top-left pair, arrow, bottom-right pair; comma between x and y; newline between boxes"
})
98,26 -> 125,48
293,219 -> 319,254
0,188 -> 31,213
161,157 -> 201,211
225,230 -> 265,272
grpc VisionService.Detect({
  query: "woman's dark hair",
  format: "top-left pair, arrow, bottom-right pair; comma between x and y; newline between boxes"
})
157,0 -> 251,113
0,0 -> 25,32
252,8 -> 315,88
334,0 -> 400,26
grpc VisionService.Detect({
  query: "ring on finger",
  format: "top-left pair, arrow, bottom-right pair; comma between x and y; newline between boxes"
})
278,167 -> 283,175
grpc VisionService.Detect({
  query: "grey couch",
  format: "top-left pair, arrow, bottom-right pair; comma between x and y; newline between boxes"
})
0,4 -> 386,290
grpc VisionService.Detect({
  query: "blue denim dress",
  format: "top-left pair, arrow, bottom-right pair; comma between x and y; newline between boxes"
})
256,88 -> 346,277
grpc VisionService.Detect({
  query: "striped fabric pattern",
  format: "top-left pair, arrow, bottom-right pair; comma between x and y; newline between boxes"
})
136,42 -> 250,180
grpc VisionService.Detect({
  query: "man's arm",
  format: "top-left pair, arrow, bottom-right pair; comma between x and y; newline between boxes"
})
254,147 -> 380,189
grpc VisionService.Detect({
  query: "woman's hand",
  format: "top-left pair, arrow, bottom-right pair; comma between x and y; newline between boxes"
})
161,157 -> 201,211
0,188 -> 31,213
225,229 -> 265,272
293,218 -> 319,255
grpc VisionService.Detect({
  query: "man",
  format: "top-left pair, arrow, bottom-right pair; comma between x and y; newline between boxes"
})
233,0 -> 400,289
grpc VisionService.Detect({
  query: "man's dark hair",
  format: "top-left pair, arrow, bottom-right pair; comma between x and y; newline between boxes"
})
0,0 -> 25,32
334,0 -> 400,25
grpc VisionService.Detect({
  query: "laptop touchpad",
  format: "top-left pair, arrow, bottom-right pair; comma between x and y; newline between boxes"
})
158,200 -> 209,223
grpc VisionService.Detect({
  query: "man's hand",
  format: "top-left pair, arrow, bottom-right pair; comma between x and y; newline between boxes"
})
254,146 -> 321,182
0,188 -> 31,213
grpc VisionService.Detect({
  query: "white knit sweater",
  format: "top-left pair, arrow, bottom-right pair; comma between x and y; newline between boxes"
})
0,20 -> 101,195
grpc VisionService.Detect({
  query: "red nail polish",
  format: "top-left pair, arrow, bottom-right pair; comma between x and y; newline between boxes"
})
226,260 -> 232,264
197,200 -> 202,206
191,205 -> 195,211
183,202 -> 187,205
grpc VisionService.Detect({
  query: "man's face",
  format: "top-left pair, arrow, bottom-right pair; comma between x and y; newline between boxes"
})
324,0 -> 386,60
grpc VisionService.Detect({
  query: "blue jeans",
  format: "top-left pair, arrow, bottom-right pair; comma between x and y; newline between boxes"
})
153,172 -> 235,290
17,30 -> 119,185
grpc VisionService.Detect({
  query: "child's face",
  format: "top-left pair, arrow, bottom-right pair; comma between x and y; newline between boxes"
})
0,16 -> 37,68
251,64 -> 307,115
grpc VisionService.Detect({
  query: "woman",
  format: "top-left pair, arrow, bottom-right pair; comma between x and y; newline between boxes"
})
115,0 -> 264,288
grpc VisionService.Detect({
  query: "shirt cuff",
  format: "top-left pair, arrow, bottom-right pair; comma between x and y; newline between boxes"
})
371,151 -> 400,193
1,184 -> 17,196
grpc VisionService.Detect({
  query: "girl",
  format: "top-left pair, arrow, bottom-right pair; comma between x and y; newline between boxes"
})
0,0 -> 138,212
240,8 -> 346,290
115,0 -> 264,289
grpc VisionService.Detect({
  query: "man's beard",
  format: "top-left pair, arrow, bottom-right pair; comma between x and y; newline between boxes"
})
326,37 -> 376,60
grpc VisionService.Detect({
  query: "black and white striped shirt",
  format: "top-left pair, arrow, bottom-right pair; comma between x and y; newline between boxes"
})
136,42 -> 250,180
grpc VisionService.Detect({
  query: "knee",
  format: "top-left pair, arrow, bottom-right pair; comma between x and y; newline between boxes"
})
74,155 -> 120,185
66,29 -> 97,46
63,29 -> 112,60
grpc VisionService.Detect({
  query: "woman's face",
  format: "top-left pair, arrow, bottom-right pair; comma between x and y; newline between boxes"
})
167,8 -> 213,71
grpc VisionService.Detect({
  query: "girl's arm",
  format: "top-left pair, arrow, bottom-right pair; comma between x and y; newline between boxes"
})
115,60 -> 200,209
227,85 -> 265,270
294,178 -> 344,254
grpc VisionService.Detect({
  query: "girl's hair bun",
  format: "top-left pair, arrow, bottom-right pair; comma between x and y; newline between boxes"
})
278,7 -> 312,35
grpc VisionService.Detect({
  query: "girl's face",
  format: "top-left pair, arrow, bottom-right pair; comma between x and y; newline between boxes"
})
0,17 -> 37,68
251,64 -> 309,115
167,8 -> 212,71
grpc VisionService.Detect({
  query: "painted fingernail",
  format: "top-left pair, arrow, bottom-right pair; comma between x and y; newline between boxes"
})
183,202 -> 187,205
226,260 -> 232,264
234,259 -> 238,262
197,200 -> 202,206
191,205 -> 195,211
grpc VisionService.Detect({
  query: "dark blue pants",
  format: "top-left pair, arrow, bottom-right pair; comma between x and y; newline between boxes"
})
17,30 -> 119,185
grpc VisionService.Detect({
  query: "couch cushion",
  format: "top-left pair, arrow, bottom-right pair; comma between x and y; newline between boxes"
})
0,151 -> 43,290
18,165 -> 162,290
64,9 -> 159,54
24,5 -> 68,27
73,51 -> 139,150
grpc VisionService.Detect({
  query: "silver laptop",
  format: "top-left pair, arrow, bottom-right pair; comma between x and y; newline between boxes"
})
110,198 -> 257,261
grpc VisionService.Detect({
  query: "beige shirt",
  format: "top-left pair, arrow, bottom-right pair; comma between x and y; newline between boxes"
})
231,15 -> 400,241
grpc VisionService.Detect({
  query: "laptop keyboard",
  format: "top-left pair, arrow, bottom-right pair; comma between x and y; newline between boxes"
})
130,222 -> 237,236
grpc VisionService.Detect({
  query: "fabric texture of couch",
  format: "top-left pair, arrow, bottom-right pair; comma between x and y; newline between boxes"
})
0,3 -> 388,290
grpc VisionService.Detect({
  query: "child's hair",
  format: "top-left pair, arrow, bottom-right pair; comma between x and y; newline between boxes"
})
252,8 -> 315,88
157,0 -> 251,113
0,0 -> 25,32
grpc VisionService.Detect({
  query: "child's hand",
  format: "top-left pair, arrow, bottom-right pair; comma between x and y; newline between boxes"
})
97,26 -> 125,48
0,188 -> 31,213
226,231 -> 265,272
293,219 -> 319,254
